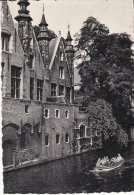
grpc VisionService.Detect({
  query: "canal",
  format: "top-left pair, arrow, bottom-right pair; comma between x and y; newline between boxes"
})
4,143 -> 134,193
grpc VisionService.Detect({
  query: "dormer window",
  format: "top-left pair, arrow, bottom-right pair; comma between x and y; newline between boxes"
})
1,32 -> 10,52
59,85 -> 64,96
59,66 -> 64,79
51,83 -> 57,97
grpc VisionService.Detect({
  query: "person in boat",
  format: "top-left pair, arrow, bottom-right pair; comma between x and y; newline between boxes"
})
116,154 -> 123,162
98,156 -> 108,166
105,156 -> 110,166
96,158 -> 101,167
110,157 -> 117,165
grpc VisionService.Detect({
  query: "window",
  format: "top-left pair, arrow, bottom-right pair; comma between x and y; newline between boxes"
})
29,55 -> 33,69
55,109 -> 60,118
65,110 -> 69,119
65,133 -> 69,143
25,105 -> 29,114
45,135 -> 49,146
30,78 -> 34,100
80,125 -> 85,138
44,108 -> 49,118
66,87 -> 71,102
51,83 -> 57,97
37,79 -> 43,101
1,62 -> 4,86
60,52 -> 64,61
59,66 -> 64,79
11,66 -> 21,98
1,33 -> 10,52
56,134 -> 60,144
59,85 -> 64,96
20,132 -> 26,149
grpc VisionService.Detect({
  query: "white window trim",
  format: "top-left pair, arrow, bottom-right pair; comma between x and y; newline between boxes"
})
65,133 -> 69,143
65,110 -> 69,119
44,108 -> 50,119
59,66 -> 64,79
45,134 -> 49,146
55,109 -> 60,118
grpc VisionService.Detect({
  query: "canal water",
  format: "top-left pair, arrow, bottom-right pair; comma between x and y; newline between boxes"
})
4,143 -> 134,193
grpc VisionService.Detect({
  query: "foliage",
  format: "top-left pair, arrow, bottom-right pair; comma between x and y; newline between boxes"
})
75,16 -> 134,133
87,99 -> 128,149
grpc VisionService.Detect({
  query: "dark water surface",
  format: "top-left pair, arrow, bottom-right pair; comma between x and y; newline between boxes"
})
4,143 -> 134,193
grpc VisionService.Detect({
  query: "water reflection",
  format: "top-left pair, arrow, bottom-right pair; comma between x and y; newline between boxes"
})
4,143 -> 134,193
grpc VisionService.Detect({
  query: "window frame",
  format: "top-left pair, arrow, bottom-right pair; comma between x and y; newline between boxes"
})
45,135 -> 49,146
55,109 -> 60,118
1,32 -> 10,52
37,79 -> 43,101
25,105 -> 29,114
59,66 -> 64,79
51,83 -> 57,97
30,77 -> 34,100
11,66 -> 21,99
65,133 -> 69,143
44,108 -> 50,119
59,85 -> 64,96
65,110 -> 69,119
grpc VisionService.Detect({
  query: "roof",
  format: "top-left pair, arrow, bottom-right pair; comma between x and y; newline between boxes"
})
49,35 -> 61,69
49,38 -> 58,64
74,67 -> 81,85
39,14 -> 48,27
66,30 -> 73,41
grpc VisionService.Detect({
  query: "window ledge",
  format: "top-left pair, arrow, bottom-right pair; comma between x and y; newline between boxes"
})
29,68 -> 34,71
2,50 -> 11,55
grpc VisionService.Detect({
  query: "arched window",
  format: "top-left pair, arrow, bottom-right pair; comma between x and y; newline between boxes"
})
80,125 -> 85,138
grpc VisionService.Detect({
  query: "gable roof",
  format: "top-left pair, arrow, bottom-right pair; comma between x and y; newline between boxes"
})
49,38 -> 58,64
49,35 -> 61,69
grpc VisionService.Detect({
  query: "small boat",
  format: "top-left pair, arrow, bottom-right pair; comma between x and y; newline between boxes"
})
91,159 -> 125,173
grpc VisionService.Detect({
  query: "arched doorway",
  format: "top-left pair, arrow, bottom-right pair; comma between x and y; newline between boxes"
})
3,140 -> 13,166
2,124 -> 19,167
80,125 -> 85,138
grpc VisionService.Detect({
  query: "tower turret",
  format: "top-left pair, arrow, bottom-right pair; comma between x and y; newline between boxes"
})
15,0 -> 33,54
37,5 -> 51,68
65,24 -> 75,71
65,24 -> 75,102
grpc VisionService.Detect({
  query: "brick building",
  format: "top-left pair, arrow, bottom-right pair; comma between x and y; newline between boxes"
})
1,0 -> 95,168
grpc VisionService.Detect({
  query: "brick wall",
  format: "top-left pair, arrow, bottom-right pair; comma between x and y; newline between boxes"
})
42,102 -> 74,160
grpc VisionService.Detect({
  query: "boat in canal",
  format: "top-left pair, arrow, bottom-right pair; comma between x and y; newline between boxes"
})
91,159 -> 125,172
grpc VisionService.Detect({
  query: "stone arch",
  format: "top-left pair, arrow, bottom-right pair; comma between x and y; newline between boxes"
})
20,123 -> 32,149
80,124 -> 86,138
2,124 -> 19,167
2,123 -> 19,143
78,123 -> 87,138
22,123 -> 32,133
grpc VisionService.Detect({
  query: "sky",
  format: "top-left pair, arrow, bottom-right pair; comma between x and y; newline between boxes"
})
8,0 -> 133,42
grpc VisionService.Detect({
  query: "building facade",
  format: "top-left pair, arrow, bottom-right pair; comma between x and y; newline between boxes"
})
1,0 -> 94,168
